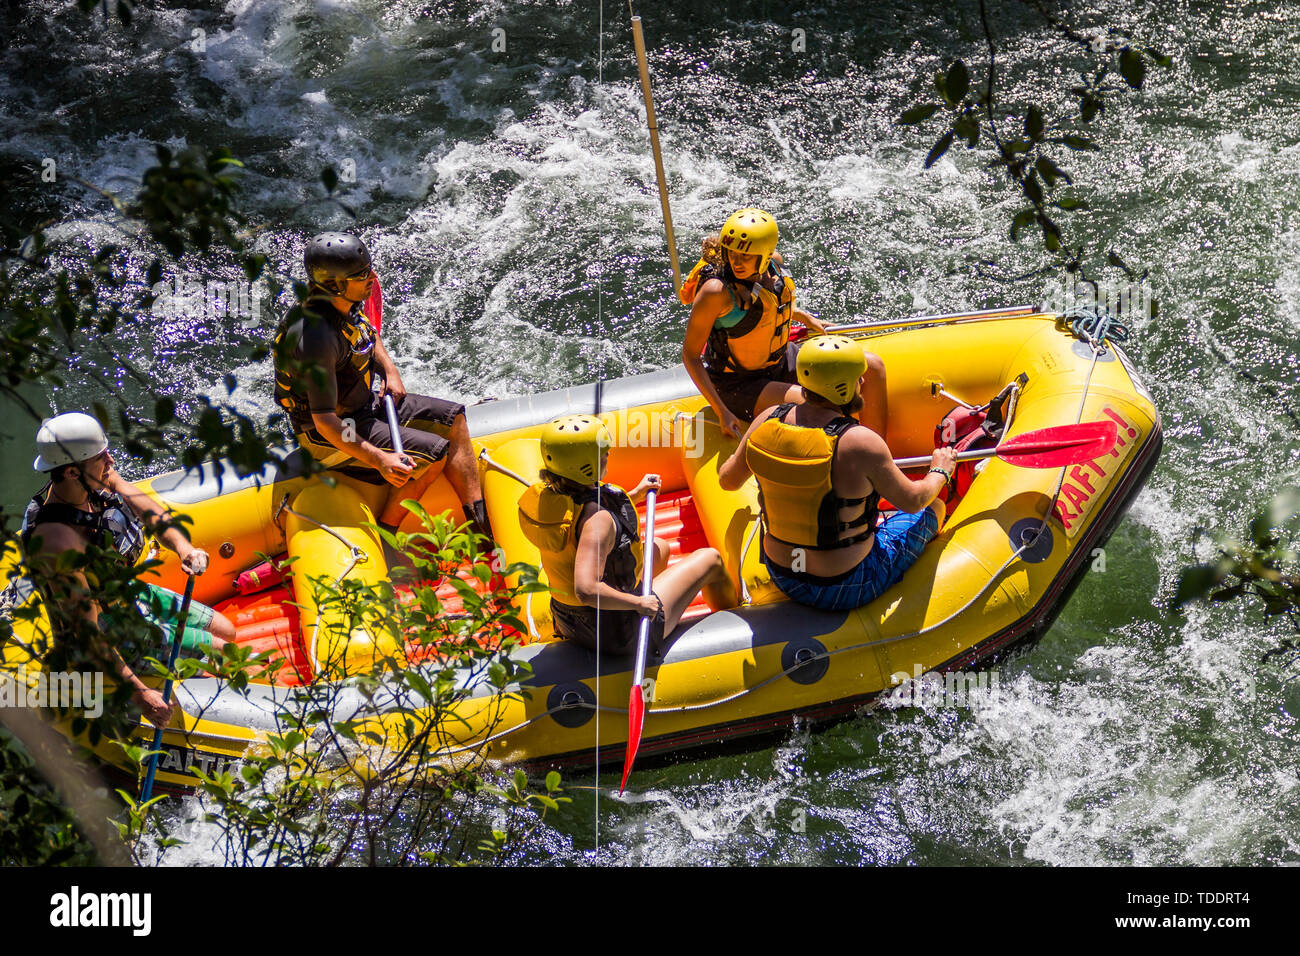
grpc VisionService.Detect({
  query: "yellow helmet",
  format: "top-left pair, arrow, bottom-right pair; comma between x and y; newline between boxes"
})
719,208 -> 778,273
797,335 -> 867,405
540,415 -> 612,484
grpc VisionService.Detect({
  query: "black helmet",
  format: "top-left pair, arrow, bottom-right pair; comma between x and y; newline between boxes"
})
304,232 -> 372,295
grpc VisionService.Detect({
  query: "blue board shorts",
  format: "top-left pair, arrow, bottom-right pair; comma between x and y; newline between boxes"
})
761,508 -> 940,612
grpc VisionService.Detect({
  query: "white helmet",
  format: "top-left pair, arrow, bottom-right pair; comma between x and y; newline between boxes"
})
33,412 -> 109,472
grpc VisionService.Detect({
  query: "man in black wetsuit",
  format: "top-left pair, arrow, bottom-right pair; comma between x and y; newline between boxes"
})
273,233 -> 490,537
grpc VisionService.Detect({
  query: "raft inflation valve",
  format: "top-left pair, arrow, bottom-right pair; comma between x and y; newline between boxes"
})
1009,517 -> 1054,563
549,682 -> 596,728
783,638 -> 829,685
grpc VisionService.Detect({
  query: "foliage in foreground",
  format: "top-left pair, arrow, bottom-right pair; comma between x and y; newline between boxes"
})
110,510 -> 568,867
1176,489 -> 1300,659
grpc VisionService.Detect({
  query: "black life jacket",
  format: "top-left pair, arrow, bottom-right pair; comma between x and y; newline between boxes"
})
274,297 -> 376,428
573,484 -> 642,595
20,486 -> 149,566
692,260 -> 797,376
519,481 -> 643,606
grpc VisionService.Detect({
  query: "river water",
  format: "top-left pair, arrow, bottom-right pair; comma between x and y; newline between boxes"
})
3,0 -> 1298,865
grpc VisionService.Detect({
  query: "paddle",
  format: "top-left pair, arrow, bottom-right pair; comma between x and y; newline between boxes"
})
383,393 -> 413,468
619,486 -> 658,795
893,420 -> 1119,471
139,572 -> 196,803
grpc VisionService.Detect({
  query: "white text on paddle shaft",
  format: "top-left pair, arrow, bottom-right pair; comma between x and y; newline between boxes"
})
0,669 -> 103,718
49,887 -> 151,936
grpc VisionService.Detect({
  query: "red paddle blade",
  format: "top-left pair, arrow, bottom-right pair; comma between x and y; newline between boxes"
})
619,686 -> 646,795
996,421 -> 1119,468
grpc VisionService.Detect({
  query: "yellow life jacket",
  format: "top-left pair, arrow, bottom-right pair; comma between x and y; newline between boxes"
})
745,403 -> 879,550
678,257 -> 715,306
517,481 -> 644,606
699,261 -> 797,375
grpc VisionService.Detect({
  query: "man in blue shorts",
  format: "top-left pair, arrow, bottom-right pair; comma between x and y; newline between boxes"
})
718,335 -> 955,611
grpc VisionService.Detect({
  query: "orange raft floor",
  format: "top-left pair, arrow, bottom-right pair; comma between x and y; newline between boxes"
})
213,488 -> 714,686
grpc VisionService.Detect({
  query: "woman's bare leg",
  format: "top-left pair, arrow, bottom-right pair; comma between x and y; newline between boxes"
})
652,548 -> 728,634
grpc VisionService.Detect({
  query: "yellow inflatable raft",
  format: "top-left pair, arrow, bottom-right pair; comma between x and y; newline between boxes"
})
0,307 -> 1161,791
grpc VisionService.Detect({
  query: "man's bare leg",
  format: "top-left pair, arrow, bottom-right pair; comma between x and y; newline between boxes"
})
440,414 -> 483,507
439,414 -> 493,541
379,459 -> 446,527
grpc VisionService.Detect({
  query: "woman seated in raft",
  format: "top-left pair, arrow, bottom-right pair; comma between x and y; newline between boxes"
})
680,207 -> 887,439
518,415 -> 731,655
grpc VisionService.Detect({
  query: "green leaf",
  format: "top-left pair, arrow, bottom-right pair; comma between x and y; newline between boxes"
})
1022,175 -> 1044,205
1010,209 -> 1036,242
953,114 -> 979,148
1146,47 -> 1173,69
945,60 -> 970,103
1174,564 -> 1224,608
900,103 -> 940,124
1061,135 -> 1099,151
1107,251 -> 1136,277
1119,47 -> 1146,89
1210,583 -> 1247,602
546,770 -> 561,792
933,69 -> 948,103
1025,105 -> 1044,141
1035,156 -> 1071,187
1054,197 -> 1090,211
924,131 -> 955,169
1251,489 -> 1300,546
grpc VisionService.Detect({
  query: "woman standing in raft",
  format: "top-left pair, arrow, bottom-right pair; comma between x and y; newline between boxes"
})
518,416 -> 732,655
680,208 -> 888,439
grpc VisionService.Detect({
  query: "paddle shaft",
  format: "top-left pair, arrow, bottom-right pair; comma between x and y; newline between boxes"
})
895,445 -> 1007,470
629,487 -> 658,691
619,487 -> 658,794
140,572 -> 196,803
383,393 -> 409,461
